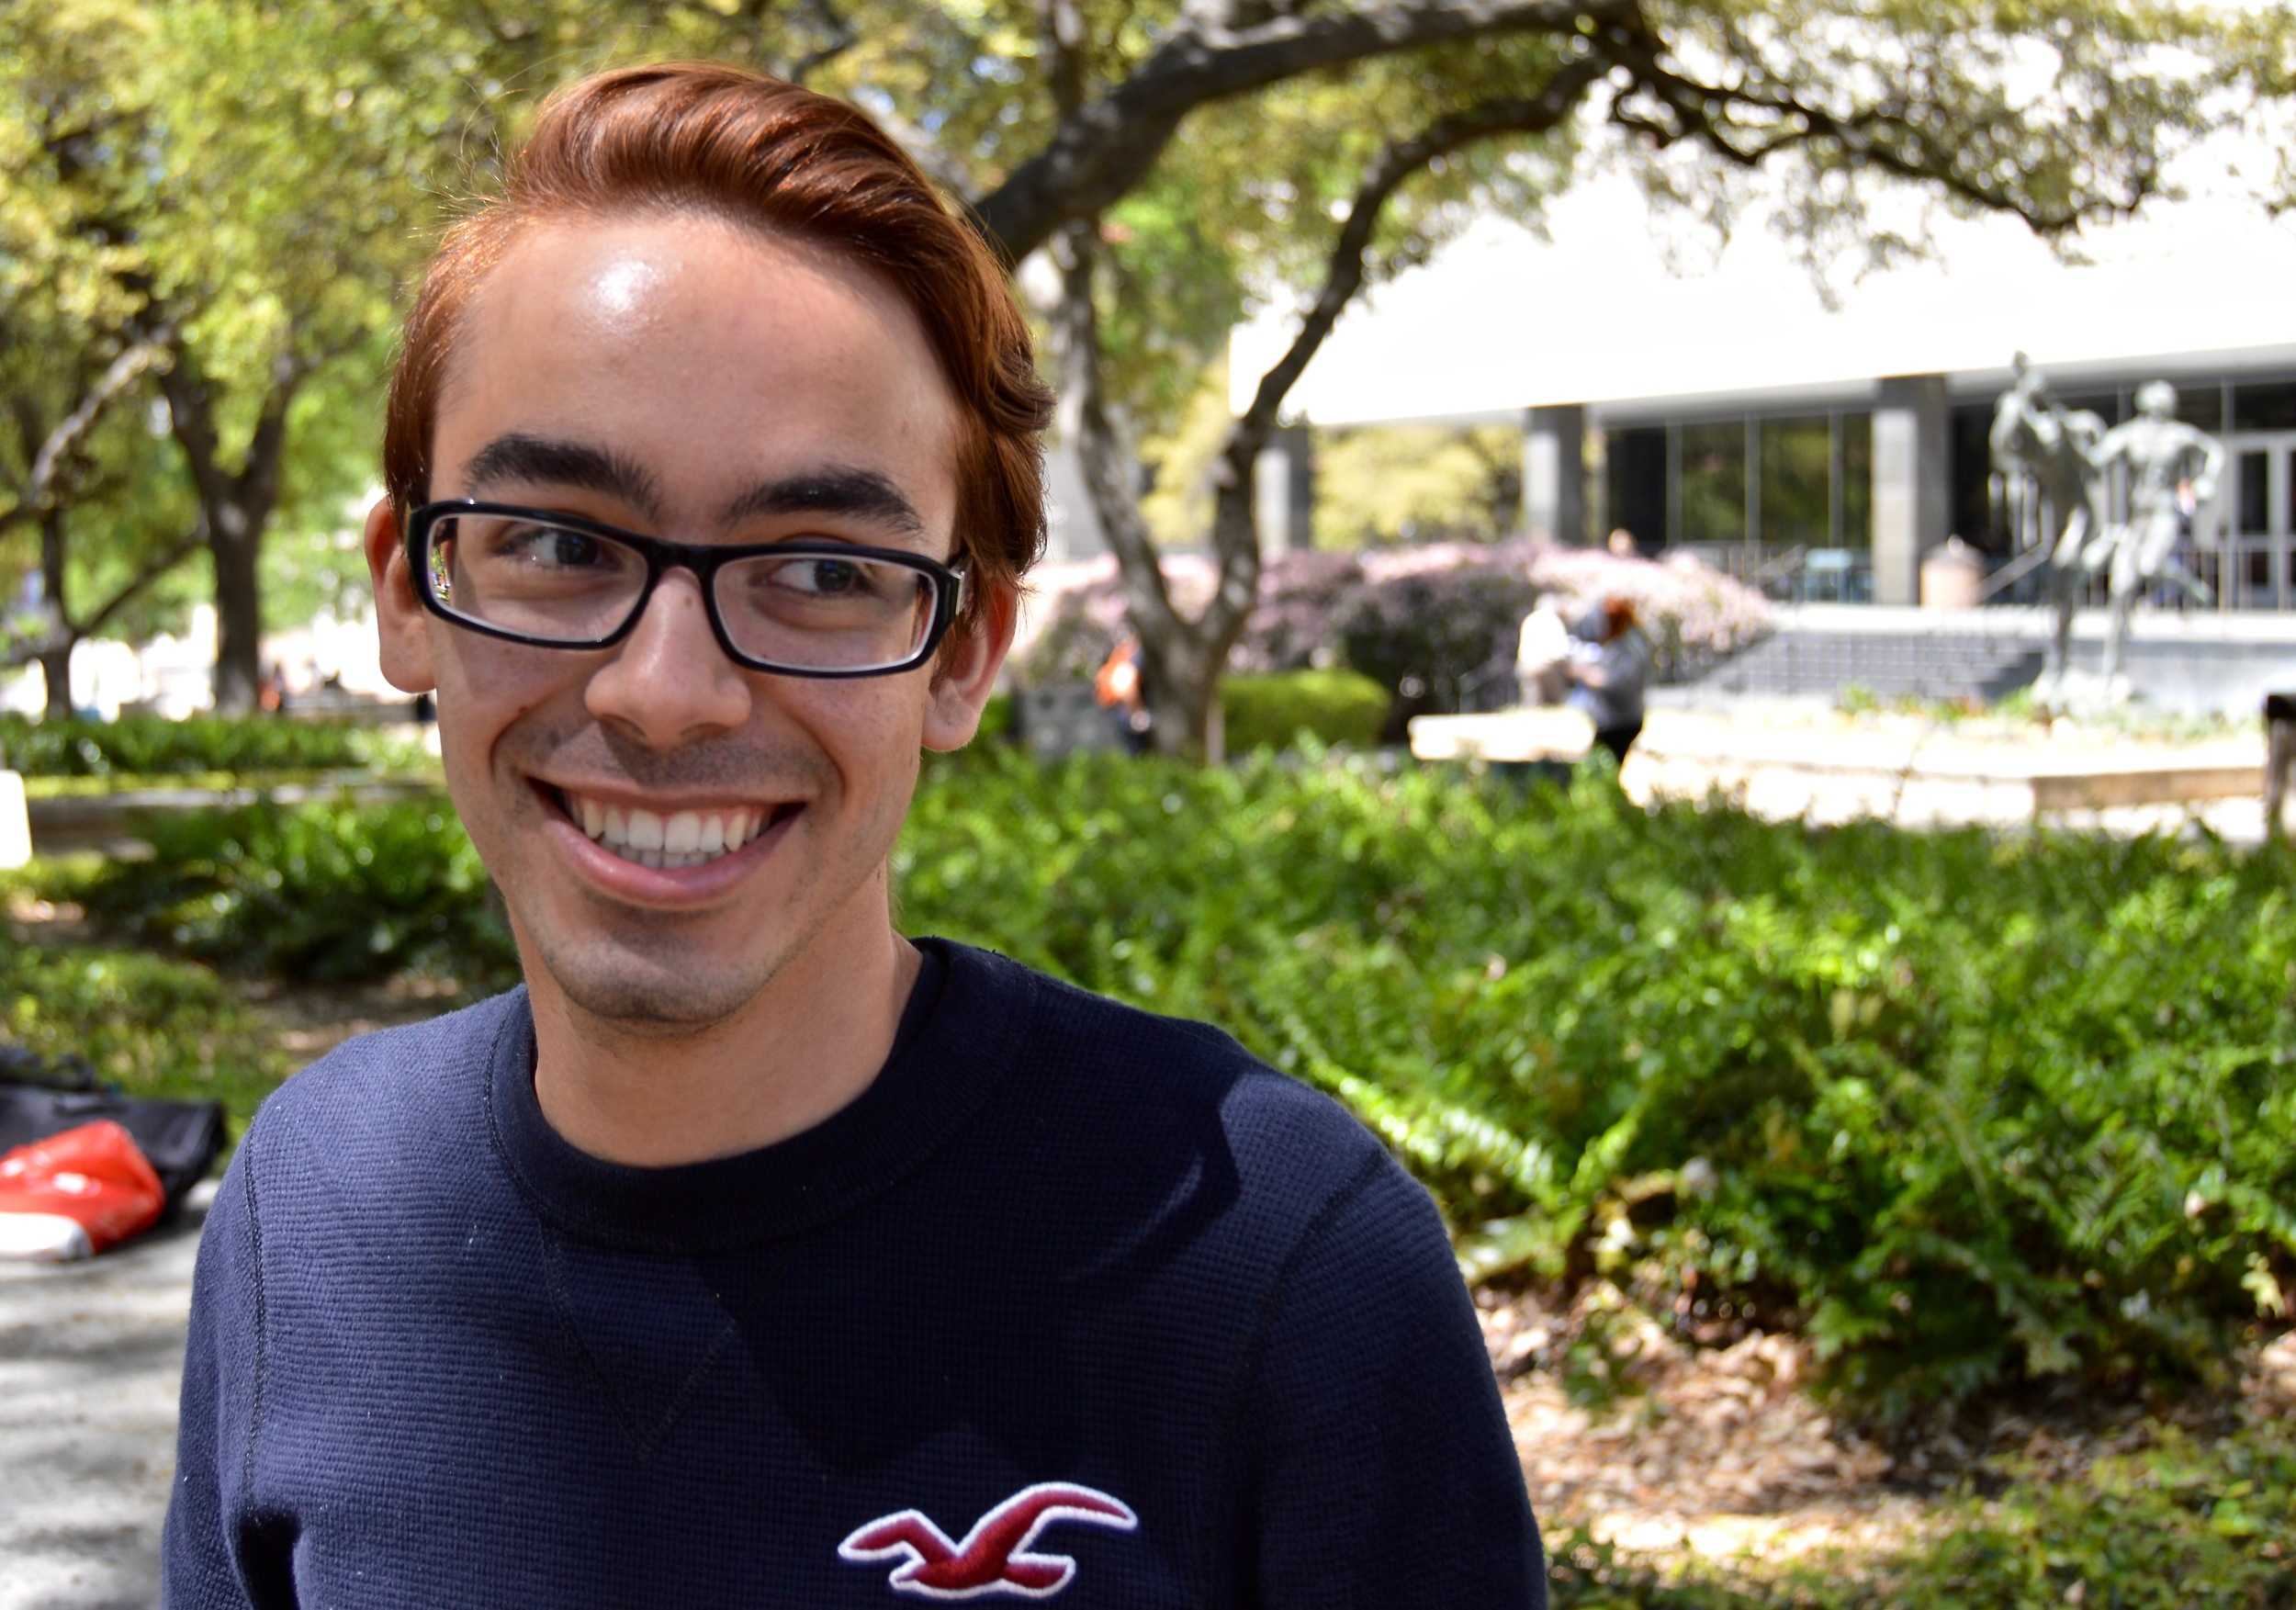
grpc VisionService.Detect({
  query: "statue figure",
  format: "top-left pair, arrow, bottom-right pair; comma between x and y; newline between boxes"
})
2088,380 -> 2222,689
1989,359 -> 2223,706
1988,354 -> 2106,699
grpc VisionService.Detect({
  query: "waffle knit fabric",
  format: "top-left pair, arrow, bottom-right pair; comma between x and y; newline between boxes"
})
163,939 -> 1543,1605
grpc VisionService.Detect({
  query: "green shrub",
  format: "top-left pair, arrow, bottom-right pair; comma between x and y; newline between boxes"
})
896,752 -> 2296,1417
0,940 -> 287,1140
0,713 -> 432,778
70,793 -> 517,990
36,753 -> 2296,1417
1220,670 -> 1390,752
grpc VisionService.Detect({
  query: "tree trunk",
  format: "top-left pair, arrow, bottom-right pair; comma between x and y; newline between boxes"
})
152,342 -> 303,715
38,505 -> 73,719
208,501 -> 264,715
1055,73 -> 1602,761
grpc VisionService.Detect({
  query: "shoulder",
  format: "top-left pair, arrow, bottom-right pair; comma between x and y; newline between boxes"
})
237,987 -> 525,1182
940,940 -> 1403,1233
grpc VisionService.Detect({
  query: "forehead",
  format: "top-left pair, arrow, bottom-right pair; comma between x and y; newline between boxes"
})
435,211 -> 961,533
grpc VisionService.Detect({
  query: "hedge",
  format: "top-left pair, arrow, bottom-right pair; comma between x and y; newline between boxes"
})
0,713 -> 429,778
33,751 -> 2296,1417
1216,670 -> 1389,751
985,668 -> 1388,753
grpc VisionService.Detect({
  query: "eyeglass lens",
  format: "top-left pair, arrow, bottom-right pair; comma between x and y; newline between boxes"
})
423,513 -> 939,670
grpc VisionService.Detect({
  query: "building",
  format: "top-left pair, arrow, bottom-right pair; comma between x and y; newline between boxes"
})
1223,124 -> 2296,610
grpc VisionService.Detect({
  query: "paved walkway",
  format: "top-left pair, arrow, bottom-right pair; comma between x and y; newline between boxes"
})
0,1183 -> 212,1610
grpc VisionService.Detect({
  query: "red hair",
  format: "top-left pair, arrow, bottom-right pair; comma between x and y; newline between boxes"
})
382,62 -> 1052,634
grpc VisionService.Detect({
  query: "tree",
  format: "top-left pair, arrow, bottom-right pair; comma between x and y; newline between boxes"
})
0,12 -> 212,715
13,0 -> 2288,735
973,0 -> 2296,755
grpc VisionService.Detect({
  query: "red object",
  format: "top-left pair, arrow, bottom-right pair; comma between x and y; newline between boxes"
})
0,1120 -> 166,1255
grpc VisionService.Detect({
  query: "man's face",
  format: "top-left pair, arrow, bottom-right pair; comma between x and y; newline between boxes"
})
366,212 -> 1006,1030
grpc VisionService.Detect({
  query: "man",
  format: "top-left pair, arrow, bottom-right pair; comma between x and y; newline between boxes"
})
162,63 -> 1543,1605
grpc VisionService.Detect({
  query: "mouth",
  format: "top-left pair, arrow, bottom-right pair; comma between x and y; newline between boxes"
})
537,782 -> 806,872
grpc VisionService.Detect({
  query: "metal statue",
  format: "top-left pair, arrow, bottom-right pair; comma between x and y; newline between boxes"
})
1988,356 -> 2223,706
1988,355 -> 2107,700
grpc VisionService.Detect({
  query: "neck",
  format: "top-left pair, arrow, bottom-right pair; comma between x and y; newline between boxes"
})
523,906 -> 920,1167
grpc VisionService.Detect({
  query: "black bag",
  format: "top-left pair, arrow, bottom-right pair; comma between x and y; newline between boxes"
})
0,1045 -> 228,1219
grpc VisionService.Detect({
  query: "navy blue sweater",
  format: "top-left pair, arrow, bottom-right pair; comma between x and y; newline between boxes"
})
163,940 -> 1543,1605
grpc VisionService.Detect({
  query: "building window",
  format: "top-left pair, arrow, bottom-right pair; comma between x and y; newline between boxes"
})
2171,384 -> 2224,433
1839,412 -> 1872,549
2233,380 -> 2296,432
1678,419 -> 1747,546
1759,415 -> 1832,548
1604,427 -> 1668,552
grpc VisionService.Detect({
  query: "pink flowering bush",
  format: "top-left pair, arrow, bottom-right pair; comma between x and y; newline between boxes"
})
1011,540 -> 1771,715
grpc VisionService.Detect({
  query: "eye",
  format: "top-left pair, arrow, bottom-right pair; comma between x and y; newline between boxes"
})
776,557 -> 875,596
502,525 -> 610,569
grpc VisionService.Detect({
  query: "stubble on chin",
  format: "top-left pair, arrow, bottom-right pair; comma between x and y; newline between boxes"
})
522,900 -> 808,1038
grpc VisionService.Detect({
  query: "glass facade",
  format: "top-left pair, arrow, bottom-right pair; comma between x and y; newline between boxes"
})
1602,411 -> 1874,554
1678,421 -> 1747,546
2234,380 -> 2296,432
1760,417 -> 1832,548
1604,426 -> 1667,552
1585,368 -> 2296,606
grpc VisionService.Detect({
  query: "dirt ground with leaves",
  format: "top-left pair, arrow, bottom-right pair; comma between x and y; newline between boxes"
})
1480,1284 -> 2296,1576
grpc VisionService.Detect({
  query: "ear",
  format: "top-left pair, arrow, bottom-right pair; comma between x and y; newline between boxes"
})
921,581 -> 1018,753
364,497 -> 437,694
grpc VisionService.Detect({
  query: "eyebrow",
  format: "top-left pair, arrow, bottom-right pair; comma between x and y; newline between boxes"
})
719,466 -> 927,540
457,434 -> 927,542
461,434 -> 663,522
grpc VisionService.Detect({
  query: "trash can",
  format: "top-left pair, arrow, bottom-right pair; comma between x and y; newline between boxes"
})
1920,536 -> 1985,610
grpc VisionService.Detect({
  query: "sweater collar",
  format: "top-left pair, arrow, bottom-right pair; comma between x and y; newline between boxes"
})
484,939 -> 1032,1253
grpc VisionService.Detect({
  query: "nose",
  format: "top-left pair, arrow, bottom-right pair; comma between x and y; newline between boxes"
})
584,569 -> 753,747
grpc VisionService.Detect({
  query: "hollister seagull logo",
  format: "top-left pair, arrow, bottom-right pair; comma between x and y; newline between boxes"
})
838,1481 -> 1139,1599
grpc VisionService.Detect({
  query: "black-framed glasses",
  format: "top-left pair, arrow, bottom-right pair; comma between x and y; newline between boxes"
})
405,501 -> 966,678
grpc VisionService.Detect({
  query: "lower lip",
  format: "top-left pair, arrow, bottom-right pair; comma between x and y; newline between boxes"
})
536,785 -> 802,906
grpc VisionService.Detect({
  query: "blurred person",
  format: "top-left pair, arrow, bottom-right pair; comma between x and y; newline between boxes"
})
1092,632 -> 1153,753
1564,595 -> 1650,766
1515,591 -> 1571,705
161,62 -> 1544,1607
1604,526 -> 1638,558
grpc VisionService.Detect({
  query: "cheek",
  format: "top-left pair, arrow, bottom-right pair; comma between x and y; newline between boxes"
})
433,636 -> 586,785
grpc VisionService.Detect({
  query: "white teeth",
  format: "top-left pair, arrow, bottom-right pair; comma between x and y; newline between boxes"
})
559,789 -> 783,870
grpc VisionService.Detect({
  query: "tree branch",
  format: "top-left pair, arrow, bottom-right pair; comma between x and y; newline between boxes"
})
1594,6 -> 2156,235
0,520 -> 206,671
974,0 -> 1629,258
0,333 -> 169,536
1235,60 -> 1604,440
1050,221 -> 1181,644
790,0 -> 860,83
1198,60 -> 1601,653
